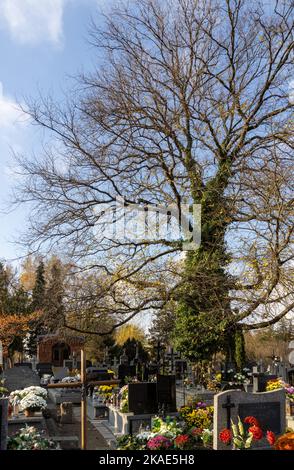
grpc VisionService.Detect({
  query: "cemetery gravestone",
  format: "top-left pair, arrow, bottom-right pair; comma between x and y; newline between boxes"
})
288,368 -> 294,386
63,360 -> 74,370
118,365 -> 136,384
14,362 -> 32,369
0,398 -> 8,450
157,375 -> 177,413
128,382 -> 157,414
252,370 -> 277,393
213,389 -> 285,450
276,363 -> 288,382
36,362 -> 53,378
52,367 -> 70,381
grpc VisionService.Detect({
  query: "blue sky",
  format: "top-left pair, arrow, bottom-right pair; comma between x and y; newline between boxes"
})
0,0 -> 110,262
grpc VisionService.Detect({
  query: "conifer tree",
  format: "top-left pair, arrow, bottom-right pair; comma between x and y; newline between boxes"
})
26,261 -> 47,356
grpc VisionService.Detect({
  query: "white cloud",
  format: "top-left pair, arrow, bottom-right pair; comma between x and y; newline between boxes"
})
0,82 -> 24,128
0,82 -> 29,165
0,0 -> 67,46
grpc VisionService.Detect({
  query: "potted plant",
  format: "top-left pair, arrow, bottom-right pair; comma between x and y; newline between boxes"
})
19,392 -> 47,417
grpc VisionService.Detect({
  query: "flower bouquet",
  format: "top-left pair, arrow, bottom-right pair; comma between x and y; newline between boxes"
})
266,378 -> 284,391
97,385 -> 115,402
219,416 -> 275,449
274,432 -> 294,450
19,392 -> 47,417
147,435 -> 173,450
8,426 -> 58,450
179,401 -> 214,429
119,385 -> 129,413
61,375 -> 81,383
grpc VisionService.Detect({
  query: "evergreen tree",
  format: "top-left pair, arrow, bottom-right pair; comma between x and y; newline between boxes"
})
31,261 -> 46,310
149,304 -> 176,347
9,286 -> 31,315
26,261 -> 47,356
0,262 -> 11,313
235,328 -> 246,371
44,259 -> 65,333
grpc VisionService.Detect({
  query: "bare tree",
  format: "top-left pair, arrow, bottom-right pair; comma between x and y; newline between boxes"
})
13,0 -> 294,358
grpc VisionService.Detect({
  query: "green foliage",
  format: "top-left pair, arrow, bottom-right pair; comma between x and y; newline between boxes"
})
43,259 -> 65,332
7,426 -> 57,450
173,169 -> 237,361
148,303 -> 176,347
26,262 -> 47,356
0,262 -> 12,313
31,261 -> 46,311
235,329 -> 246,371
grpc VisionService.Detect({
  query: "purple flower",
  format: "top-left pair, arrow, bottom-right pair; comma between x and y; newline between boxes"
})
147,435 -> 172,450
196,401 -> 207,409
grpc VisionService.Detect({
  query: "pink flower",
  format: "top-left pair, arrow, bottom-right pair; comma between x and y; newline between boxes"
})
147,435 -> 172,450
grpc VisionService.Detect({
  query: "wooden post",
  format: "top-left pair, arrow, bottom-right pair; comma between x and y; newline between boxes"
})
81,348 -> 87,450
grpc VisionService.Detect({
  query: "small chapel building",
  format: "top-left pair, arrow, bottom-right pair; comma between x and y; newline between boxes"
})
37,333 -> 84,367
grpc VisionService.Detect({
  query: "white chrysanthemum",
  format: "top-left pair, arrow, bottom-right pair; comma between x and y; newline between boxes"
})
22,386 -> 48,399
19,392 -> 47,411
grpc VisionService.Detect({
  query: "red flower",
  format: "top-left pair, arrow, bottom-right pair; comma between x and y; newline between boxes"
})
249,425 -> 263,440
266,430 -> 276,446
244,416 -> 260,427
219,428 -> 231,445
174,434 -> 190,449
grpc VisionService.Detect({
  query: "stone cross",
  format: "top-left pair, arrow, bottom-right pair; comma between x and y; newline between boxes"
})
222,395 -> 235,429
120,349 -> 129,366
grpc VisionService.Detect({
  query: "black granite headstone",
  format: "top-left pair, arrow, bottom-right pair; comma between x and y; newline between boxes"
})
128,382 -> 157,414
36,362 -> 53,378
253,373 -> 277,392
157,374 -> 177,412
118,364 -> 136,384
288,369 -> 294,386
239,401 -> 281,434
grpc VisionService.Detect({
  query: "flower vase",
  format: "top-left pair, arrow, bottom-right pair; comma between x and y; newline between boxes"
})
24,409 -> 35,417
